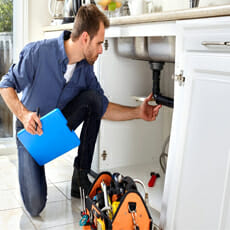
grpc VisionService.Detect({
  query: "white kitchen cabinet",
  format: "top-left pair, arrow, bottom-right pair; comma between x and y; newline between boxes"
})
99,16 -> 230,230
162,17 -> 230,230
44,15 -> 230,229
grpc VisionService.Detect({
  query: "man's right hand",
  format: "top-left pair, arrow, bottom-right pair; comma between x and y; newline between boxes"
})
22,111 -> 43,136
0,87 -> 43,136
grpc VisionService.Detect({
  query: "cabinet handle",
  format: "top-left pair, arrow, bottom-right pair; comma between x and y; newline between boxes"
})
201,41 -> 230,46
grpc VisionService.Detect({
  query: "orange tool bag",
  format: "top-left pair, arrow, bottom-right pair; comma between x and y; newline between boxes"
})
81,171 -> 153,230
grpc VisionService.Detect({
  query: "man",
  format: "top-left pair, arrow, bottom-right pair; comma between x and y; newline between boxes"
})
0,4 -> 161,217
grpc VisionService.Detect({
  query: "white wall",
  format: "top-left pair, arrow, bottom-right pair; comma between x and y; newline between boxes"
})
13,0 -> 51,59
199,0 -> 230,7
28,0 -> 51,42
162,0 -> 189,12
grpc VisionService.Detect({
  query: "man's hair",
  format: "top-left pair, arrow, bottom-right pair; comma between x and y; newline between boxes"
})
71,4 -> 110,41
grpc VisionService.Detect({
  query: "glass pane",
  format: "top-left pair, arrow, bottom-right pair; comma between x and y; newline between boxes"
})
0,0 -> 13,137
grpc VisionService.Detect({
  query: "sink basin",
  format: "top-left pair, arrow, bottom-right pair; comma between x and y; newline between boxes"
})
148,37 -> 175,62
115,36 -> 175,63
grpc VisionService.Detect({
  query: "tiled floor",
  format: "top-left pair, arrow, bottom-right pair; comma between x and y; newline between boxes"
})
0,141 -> 82,230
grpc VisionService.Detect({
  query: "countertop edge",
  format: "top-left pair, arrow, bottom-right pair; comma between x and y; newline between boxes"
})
110,5 -> 230,25
43,5 -> 230,32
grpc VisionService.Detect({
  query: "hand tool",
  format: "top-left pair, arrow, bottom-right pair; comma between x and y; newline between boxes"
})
112,173 -> 124,194
83,189 -> 86,213
148,172 -> 160,187
101,180 -> 112,219
79,187 -> 89,226
80,187 -> 83,211
97,218 -> 106,230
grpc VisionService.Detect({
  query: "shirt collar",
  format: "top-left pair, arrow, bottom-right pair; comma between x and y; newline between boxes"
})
57,31 -> 89,73
58,31 -> 71,71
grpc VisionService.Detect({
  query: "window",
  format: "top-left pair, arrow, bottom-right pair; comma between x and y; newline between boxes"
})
0,0 -> 13,137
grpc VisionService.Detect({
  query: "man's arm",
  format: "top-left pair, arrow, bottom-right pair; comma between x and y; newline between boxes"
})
0,87 -> 42,135
103,93 -> 161,121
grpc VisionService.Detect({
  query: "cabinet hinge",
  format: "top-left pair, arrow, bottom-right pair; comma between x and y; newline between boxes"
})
174,70 -> 185,86
101,150 -> 107,161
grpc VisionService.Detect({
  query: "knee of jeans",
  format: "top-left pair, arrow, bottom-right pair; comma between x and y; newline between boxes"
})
23,192 -> 46,217
85,90 -> 104,118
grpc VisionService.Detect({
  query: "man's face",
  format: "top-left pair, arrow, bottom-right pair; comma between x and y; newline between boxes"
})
84,22 -> 105,65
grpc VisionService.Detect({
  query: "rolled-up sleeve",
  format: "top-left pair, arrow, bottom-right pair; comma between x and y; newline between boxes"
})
0,43 -> 37,93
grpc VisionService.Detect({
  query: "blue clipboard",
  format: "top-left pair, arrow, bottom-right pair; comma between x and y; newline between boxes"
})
17,108 -> 80,166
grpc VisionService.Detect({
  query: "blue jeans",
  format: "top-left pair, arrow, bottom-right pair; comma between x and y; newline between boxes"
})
16,90 -> 104,216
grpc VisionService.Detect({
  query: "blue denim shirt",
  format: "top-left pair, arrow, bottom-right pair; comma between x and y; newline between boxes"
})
0,31 -> 109,116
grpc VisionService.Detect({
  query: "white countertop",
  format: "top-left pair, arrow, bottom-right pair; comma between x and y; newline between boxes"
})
110,4 -> 230,25
43,5 -> 230,32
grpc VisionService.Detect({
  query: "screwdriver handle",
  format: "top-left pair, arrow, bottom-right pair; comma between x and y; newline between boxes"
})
148,173 -> 160,187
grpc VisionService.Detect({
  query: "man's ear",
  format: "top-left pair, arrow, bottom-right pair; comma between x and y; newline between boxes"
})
81,31 -> 90,45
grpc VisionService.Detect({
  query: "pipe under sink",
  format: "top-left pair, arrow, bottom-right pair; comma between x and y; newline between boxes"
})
115,36 -> 175,108
115,36 -> 175,63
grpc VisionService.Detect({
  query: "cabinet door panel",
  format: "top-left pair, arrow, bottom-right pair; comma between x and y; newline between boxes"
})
174,54 -> 230,230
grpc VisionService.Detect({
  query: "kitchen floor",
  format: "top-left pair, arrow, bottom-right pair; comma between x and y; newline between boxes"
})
0,141 -> 83,230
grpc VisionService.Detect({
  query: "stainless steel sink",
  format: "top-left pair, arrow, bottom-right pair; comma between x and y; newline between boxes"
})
115,36 -> 175,63
147,37 -> 175,62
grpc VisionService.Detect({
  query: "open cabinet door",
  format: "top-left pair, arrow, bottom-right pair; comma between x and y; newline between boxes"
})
159,23 -> 188,230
